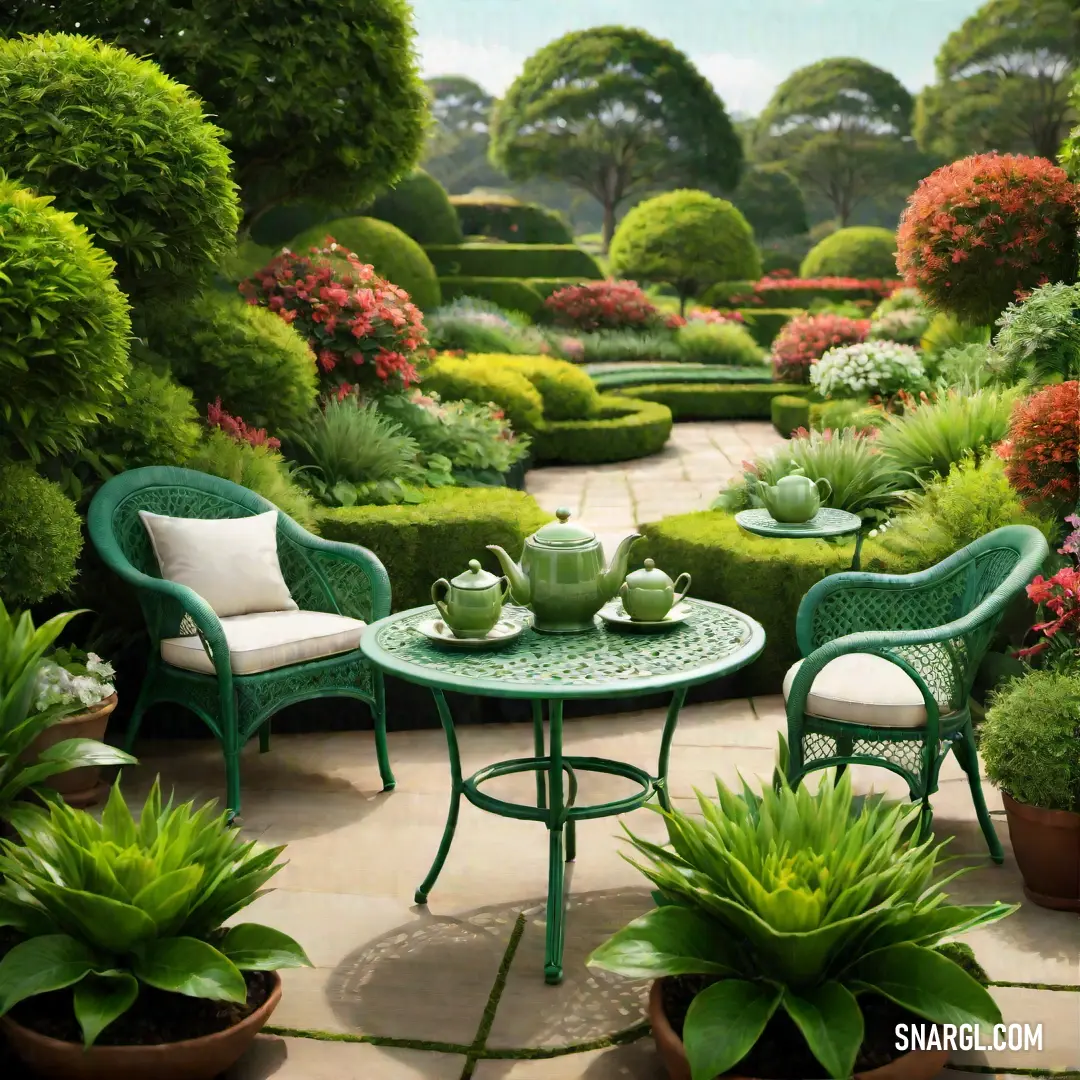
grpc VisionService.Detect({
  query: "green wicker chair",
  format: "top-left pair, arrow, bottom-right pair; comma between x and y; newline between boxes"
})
88,466 -> 395,819
784,525 -> 1048,861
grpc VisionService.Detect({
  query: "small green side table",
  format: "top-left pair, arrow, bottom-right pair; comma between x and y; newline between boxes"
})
734,507 -> 865,570
360,598 -> 765,984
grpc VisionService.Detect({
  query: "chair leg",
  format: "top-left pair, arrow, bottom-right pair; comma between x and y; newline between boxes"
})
220,690 -> 242,824
954,722 -> 1004,864
372,670 -> 396,791
125,667 -> 159,752
259,720 -> 271,754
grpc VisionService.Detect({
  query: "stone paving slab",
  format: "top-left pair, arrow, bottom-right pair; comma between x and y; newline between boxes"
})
227,1037 -> 466,1079
471,1040 -> 664,1079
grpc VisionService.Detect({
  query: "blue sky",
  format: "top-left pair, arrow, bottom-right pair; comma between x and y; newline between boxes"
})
411,0 -> 985,116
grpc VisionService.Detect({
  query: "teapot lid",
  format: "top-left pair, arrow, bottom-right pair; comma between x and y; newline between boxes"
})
623,559 -> 673,590
450,559 -> 502,590
530,508 -> 595,548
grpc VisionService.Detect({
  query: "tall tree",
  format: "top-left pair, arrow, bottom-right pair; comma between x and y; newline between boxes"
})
1,0 -> 430,232
915,0 -> 1079,161
753,58 -> 921,226
489,26 -> 742,250
732,166 -> 809,239
422,76 -> 508,193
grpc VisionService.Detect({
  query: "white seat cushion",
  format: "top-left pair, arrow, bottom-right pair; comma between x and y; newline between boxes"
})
161,611 -> 365,676
783,653 -> 928,728
140,510 -> 297,618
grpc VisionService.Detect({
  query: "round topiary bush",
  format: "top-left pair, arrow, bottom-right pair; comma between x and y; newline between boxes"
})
0,33 -> 239,301
896,153 -> 1080,326
142,292 -> 318,435
800,226 -> 898,280
450,194 -> 573,244
609,190 -> 762,312
0,464 -> 84,605
0,178 -> 131,461
287,216 -> 441,310
367,169 -> 463,245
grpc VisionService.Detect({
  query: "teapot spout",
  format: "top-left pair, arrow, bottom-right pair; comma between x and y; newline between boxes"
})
600,531 -> 644,601
486,545 -> 530,605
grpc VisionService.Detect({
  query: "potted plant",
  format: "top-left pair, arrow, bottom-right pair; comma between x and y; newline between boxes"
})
29,645 -> 118,807
0,779 -> 311,1080
588,740 -> 1013,1080
980,668 -> 1080,911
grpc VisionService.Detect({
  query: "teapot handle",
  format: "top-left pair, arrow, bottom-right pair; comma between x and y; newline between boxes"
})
814,477 -> 833,503
431,578 -> 451,622
498,575 -> 512,604
672,573 -> 692,606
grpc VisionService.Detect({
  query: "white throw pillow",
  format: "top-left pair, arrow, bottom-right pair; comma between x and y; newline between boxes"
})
139,510 -> 298,618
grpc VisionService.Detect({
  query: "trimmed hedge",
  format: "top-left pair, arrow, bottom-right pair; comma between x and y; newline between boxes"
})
527,277 -> 591,299
700,281 -> 757,308
425,244 -> 603,280
423,358 -> 544,432
771,395 -> 812,437
467,354 -> 600,420
587,365 -> 773,392
800,226 -> 898,280
288,215 -> 441,310
639,512 -> 914,694
450,194 -> 573,244
739,309 -> 801,346
368,169 -> 463,246
439,277 -> 545,318
531,395 -> 673,464
620,382 -> 813,420
317,486 -> 551,611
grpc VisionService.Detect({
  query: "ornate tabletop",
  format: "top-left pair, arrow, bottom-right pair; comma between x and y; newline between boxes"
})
734,506 -> 862,539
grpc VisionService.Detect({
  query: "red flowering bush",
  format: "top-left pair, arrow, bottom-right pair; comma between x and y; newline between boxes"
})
999,381 -> 1079,517
731,277 -> 896,307
544,280 -> 664,332
1017,567 -> 1080,669
896,153 -> 1080,325
665,307 -> 745,329
240,241 -> 427,396
770,313 -> 871,383
207,399 -> 280,449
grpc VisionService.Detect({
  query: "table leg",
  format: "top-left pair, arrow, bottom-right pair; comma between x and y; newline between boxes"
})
544,698 -> 569,984
414,689 -> 463,905
532,699 -> 546,809
655,687 -> 688,812
851,530 -> 865,572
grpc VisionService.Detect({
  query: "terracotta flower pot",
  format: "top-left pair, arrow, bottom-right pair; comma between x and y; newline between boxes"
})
28,693 -> 118,808
648,981 -> 949,1080
0,972 -> 281,1080
1001,790 -> 1080,912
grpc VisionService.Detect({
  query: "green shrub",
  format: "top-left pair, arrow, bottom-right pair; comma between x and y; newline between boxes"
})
248,203 -> 336,249
698,281 -> 758,308
425,244 -> 603,280
438,277 -> 545,319
588,365 -> 772,392
450,194 -> 573,244
760,247 -> 804,274
467,354 -> 600,421
738,308 -> 801,346
423,358 -> 545,432
920,312 -> 991,357
800,226 -> 898,280
317,487 -> 552,610
0,465 -> 84,604
770,395 -> 811,437
368,169 -> 463,245
981,670 -> 1080,812
0,178 -> 131,462
994,281 -> 1080,384
609,190 -> 761,309
620,382 -> 812,420
676,321 -> 765,365
526,277 -> 590,299
531,396 -> 672,464
0,34 -> 238,301
217,240 -> 277,285
187,430 -> 319,531
576,329 -> 683,365
810,399 -> 885,434
929,344 -> 1002,391
288,216 -> 441,310
732,165 -> 808,239
142,292 -> 318,435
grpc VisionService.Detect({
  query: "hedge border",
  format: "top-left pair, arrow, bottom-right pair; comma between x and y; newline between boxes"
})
738,308 -> 801,346
770,395 -> 812,437
424,243 -> 603,280
618,382 -> 812,420
531,395 -> 673,464
438,276 -> 545,318
588,365 -> 772,391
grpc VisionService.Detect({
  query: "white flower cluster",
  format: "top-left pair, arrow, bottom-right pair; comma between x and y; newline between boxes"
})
810,341 -> 926,400
868,308 -> 930,344
34,653 -> 115,712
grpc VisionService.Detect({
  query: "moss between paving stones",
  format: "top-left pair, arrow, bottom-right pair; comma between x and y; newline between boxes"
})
619,382 -> 812,421
531,395 -> 673,464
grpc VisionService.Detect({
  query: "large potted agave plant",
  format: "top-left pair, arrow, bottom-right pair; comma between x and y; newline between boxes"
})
0,780 -> 311,1080
588,743 -> 1013,1080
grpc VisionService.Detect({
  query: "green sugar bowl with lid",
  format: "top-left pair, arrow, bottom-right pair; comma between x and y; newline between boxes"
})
487,509 -> 642,633
431,560 -> 511,639
620,559 -> 691,622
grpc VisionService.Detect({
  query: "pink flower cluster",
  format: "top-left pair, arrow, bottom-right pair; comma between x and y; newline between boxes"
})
545,280 -> 665,332
733,277 -> 897,306
206,399 -> 280,450
770,313 -> 871,383
666,308 -> 746,328
240,240 -> 427,396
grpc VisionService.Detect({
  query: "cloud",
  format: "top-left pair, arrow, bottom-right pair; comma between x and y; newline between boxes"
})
418,38 -> 526,95
691,53 -> 779,116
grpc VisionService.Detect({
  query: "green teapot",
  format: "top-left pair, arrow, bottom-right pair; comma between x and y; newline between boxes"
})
487,509 -> 642,633
756,468 -> 832,524
431,560 -> 511,639
620,560 -> 691,622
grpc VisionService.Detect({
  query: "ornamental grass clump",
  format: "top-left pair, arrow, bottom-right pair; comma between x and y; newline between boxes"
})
810,341 -> 926,402
589,752 -> 1012,1080
770,313 -> 871,383
0,781 -> 310,1047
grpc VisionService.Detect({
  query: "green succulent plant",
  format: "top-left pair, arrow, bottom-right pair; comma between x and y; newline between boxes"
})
588,749 -> 1012,1080
0,779 -> 310,1047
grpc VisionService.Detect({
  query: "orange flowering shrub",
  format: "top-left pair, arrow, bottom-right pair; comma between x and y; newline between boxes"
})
896,153 -> 1080,325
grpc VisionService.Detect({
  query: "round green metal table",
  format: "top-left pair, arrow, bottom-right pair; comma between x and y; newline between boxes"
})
735,507 -> 865,570
360,598 -> 766,984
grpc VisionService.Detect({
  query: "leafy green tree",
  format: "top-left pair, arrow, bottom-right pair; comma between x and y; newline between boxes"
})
422,76 -> 508,194
2,0 -> 430,232
916,0 -> 1079,161
490,27 -> 743,250
732,166 -> 809,239
754,58 -> 921,226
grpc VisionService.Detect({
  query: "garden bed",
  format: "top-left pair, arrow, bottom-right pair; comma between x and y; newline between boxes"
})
531,395 -> 673,464
585,364 -> 772,391
619,382 -> 813,420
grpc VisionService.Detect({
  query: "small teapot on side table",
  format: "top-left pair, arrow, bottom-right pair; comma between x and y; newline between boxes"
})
431,560 -> 511,639
755,467 -> 832,524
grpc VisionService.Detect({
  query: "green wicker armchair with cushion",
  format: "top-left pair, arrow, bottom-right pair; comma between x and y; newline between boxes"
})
784,525 -> 1048,861
88,467 -> 395,820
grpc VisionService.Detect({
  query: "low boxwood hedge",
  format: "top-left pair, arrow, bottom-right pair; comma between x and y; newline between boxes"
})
587,365 -> 773,391
450,195 -> 573,244
317,487 -> 551,611
439,276 -> 545,318
771,394 -> 811,437
619,382 -> 812,420
467,354 -> 600,420
526,277 -> 591,299
638,512 -> 915,694
423,357 -> 544,432
425,243 -> 603,280
738,308 -> 801,346
532,395 -> 673,464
